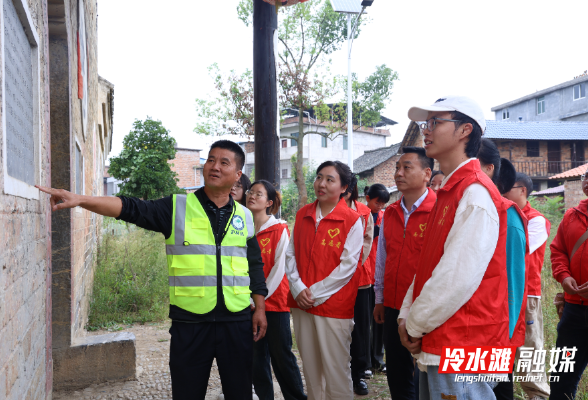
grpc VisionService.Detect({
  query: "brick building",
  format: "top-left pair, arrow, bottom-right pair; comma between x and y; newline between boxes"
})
549,163 -> 588,210
485,120 -> 588,192
168,147 -> 202,189
354,143 -> 401,187
0,0 -> 133,398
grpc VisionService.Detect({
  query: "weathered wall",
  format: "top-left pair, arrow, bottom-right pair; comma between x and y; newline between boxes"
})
564,179 -> 585,210
169,148 -> 201,189
0,0 -> 52,397
372,154 -> 401,188
494,140 -> 588,163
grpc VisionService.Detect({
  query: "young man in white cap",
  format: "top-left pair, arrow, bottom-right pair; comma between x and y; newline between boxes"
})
398,96 -> 509,399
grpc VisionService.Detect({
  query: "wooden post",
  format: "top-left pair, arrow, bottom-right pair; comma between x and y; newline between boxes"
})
253,0 -> 280,192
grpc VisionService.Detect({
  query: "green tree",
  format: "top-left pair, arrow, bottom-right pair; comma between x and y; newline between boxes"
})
109,117 -> 185,200
195,0 -> 398,210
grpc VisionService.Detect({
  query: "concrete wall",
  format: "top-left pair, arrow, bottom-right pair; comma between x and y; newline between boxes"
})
494,82 -> 588,122
0,0 -> 53,397
564,179 -> 585,210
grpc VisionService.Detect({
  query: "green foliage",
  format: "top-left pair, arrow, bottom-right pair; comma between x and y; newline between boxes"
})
529,195 -> 565,225
87,218 -> 169,330
194,64 -> 254,137
109,117 -> 186,200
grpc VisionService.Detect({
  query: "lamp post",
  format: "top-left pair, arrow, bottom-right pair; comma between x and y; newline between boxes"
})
331,0 -> 373,171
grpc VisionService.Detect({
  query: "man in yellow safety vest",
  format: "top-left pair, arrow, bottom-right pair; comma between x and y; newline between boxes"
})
38,140 -> 268,400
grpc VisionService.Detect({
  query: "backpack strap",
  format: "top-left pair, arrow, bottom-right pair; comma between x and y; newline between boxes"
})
570,228 -> 588,261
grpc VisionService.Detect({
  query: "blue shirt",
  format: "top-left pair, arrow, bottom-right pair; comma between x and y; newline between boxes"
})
506,206 -> 526,338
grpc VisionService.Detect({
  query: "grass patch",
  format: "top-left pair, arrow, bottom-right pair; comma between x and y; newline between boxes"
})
87,218 -> 169,330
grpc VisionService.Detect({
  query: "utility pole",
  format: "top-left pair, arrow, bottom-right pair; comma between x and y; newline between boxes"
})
253,0 -> 280,192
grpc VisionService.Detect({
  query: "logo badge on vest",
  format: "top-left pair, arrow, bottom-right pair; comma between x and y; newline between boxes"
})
231,215 -> 245,231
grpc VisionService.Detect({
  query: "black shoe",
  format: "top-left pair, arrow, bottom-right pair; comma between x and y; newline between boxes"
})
353,379 -> 369,395
362,369 -> 373,379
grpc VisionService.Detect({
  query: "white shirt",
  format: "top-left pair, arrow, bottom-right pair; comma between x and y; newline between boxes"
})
374,189 -> 430,304
526,215 -> 549,299
398,158 -> 500,370
285,203 -> 364,307
257,216 -> 290,301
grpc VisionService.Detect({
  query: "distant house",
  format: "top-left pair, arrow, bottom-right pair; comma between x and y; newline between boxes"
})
169,147 -> 202,189
354,143 -> 402,188
484,120 -> 588,191
241,109 -> 397,183
492,75 -> 588,122
549,163 -> 588,209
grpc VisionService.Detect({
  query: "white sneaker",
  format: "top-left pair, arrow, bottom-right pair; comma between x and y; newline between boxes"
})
216,394 -> 224,400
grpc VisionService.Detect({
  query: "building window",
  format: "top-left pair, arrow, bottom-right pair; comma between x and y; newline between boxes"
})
537,96 -> 545,115
2,0 -> 41,200
75,142 -> 84,195
343,135 -> 348,150
532,181 -> 540,193
281,139 -> 287,148
291,132 -> 298,147
282,169 -> 288,179
526,141 -> 540,157
502,109 -> 509,120
321,136 -> 327,148
573,83 -> 586,100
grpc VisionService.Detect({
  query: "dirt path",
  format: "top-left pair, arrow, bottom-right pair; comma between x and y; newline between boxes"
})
53,322 -> 391,399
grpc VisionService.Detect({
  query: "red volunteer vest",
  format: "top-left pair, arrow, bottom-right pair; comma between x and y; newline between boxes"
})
287,199 -> 361,319
412,160 -> 509,355
383,188 -> 436,310
521,202 -> 551,297
364,210 -> 384,285
502,198 -> 529,348
354,201 -> 374,287
257,222 -> 290,312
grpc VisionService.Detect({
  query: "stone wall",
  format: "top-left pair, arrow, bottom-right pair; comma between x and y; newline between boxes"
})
169,148 -> 201,188
0,0 -> 52,397
564,179 -> 585,210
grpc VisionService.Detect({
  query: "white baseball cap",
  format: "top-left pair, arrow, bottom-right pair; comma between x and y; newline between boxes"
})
407,96 -> 486,133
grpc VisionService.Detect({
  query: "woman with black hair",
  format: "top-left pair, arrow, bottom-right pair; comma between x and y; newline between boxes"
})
344,177 -> 374,395
231,173 -> 251,206
429,171 -> 445,193
285,160 -> 364,400
247,180 -> 306,400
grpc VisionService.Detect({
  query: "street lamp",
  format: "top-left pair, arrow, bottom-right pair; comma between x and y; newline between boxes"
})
330,0 -> 374,171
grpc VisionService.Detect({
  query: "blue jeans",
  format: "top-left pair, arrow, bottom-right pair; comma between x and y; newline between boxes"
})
550,303 -> 588,400
419,366 -> 496,400
252,311 -> 307,400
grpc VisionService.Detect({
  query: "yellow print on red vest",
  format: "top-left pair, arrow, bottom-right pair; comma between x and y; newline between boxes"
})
438,206 -> 449,226
260,238 -> 271,247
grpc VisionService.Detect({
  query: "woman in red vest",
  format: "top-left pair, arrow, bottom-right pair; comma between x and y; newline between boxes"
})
286,161 -> 363,400
344,177 -> 374,395
247,180 -> 306,400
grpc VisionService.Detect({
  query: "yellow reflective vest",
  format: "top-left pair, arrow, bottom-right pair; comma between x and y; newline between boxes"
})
165,194 -> 254,314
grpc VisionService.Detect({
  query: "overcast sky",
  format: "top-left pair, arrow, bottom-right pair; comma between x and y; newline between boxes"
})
98,0 -> 588,160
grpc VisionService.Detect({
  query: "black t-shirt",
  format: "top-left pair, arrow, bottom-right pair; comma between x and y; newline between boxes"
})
116,188 -> 267,322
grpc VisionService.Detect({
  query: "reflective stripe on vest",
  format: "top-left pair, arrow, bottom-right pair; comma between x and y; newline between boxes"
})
165,194 -> 254,314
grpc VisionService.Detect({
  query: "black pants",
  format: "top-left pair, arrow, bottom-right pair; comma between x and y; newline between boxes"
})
369,289 -> 385,368
252,312 -> 306,400
550,303 -> 588,400
169,319 -> 253,400
492,374 -> 513,400
351,288 -> 372,384
383,307 -> 418,400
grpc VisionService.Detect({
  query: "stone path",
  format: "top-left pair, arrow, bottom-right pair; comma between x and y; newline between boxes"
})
53,322 -> 390,399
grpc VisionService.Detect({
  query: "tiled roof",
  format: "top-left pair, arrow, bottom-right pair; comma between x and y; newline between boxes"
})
530,186 -> 565,196
549,163 -> 588,180
484,120 -> 588,140
353,143 -> 401,174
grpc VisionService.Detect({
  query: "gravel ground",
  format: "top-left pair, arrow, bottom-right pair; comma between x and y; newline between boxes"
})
53,321 -> 391,400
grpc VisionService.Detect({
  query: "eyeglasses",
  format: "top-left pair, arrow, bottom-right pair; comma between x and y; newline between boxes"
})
582,174 -> 587,181
419,117 -> 462,132
245,190 -> 266,199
